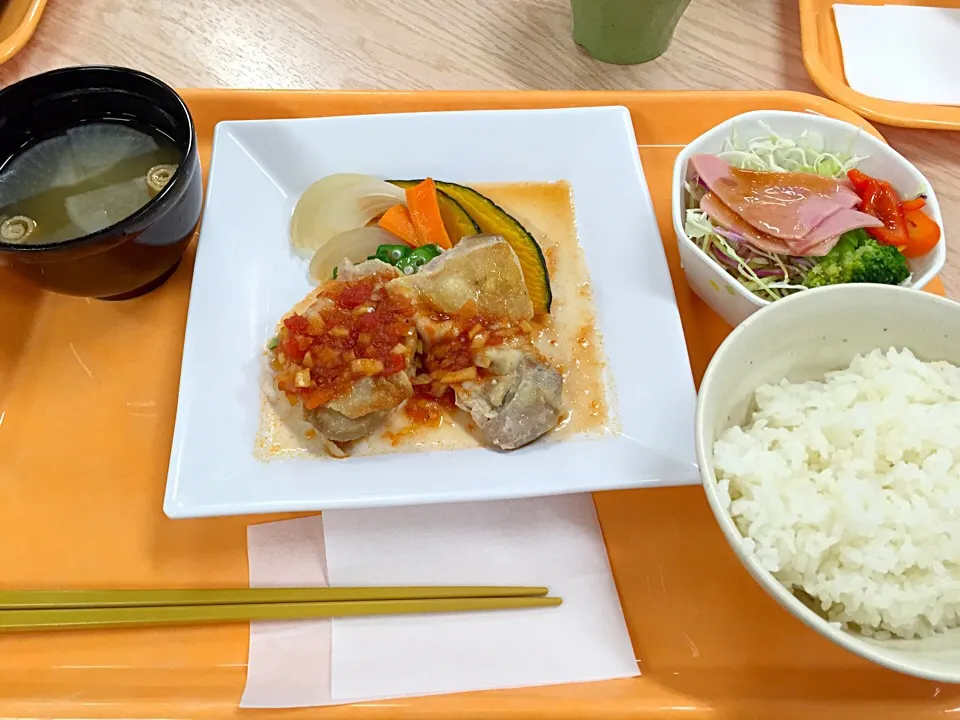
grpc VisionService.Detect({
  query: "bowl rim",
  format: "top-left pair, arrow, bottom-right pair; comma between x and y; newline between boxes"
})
695,284 -> 960,683
671,109 -> 947,310
0,65 -> 196,255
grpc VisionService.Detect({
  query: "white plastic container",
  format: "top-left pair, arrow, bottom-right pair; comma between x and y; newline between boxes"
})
671,110 -> 946,327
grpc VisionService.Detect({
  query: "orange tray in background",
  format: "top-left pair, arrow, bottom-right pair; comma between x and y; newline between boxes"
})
0,90 -> 951,719
800,0 -> 960,130
0,0 -> 46,66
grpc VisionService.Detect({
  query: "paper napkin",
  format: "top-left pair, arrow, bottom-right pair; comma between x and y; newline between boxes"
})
241,495 -> 639,708
834,4 -> 960,106
241,515 -> 332,708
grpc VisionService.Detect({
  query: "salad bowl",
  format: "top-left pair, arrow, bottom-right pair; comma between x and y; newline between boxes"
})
671,110 -> 945,327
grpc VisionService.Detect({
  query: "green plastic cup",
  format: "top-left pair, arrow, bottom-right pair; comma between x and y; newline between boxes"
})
571,0 -> 692,65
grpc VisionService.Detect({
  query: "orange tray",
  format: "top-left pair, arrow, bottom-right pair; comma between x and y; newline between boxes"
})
800,0 -> 960,130
0,0 -> 47,65
0,90 -> 951,719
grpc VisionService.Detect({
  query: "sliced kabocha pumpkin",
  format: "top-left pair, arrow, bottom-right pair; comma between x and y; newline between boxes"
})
437,180 -> 553,315
389,180 -> 480,244
390,179 -> 552,314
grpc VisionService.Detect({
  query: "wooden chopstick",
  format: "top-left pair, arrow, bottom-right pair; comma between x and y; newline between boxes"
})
0,596 -> 563,632
0,586 -> 548,610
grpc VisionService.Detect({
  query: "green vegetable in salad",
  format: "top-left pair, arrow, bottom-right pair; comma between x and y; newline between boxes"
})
685,208 -> 812,301
716,122 -> 864,178
802,229 -> 910,289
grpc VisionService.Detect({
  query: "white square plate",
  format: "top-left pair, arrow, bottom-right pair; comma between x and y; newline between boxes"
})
165,107 -> 698,518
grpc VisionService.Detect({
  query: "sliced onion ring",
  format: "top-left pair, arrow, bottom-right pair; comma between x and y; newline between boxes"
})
291,174 -> 405,258
308,226 -> 402,283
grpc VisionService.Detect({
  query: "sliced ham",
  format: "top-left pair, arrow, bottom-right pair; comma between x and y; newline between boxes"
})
690,154 -> 860,241
701,191 -> 845,258
700,192 -> 792,255
690,154 -> 886,260
791,208 -> 884,254
800,235 -> 843,257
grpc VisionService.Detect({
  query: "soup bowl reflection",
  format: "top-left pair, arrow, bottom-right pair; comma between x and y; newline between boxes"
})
0,65 -> 202,299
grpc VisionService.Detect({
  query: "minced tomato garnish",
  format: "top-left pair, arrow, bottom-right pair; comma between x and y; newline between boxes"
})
272,276 -> 416,410
418,304 -> 527,383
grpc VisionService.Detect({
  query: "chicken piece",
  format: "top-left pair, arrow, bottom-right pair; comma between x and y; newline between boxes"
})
272,259 -> 417,450
303,407 -> 388,444
455,347 -> 563,450
390,234 -> 534,321
303,373 -> 414,442
337,258 -> 397,282
388,235 -> 563,450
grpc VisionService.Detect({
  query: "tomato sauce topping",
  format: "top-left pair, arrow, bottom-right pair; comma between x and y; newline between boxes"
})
402,396 -> 446,427
272,276 -> 416,410
410,303 -> 529,398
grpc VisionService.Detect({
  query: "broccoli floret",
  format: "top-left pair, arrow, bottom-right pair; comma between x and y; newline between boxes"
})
848,242 -> 911,285
803,233 -> 858,288
803,229 -> 909,289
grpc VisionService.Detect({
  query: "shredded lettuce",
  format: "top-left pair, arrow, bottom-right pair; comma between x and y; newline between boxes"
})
684,208 -> 717,239
716,122 -> 864,179
689,123 -> 865,301
688,210 -> 808,301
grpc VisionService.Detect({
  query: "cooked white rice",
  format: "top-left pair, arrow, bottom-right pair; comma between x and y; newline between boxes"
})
713,347 -> 960,639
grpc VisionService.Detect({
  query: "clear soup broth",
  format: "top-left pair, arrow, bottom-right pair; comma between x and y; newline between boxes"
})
0,122 -> 183,245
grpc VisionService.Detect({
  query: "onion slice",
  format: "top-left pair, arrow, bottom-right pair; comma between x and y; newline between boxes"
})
291,174 -> 405,257
308,226 -> 402,283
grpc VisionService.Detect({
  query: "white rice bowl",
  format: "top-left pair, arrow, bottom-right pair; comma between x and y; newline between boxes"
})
713,347 -> 960,640
696,285 -> 960,682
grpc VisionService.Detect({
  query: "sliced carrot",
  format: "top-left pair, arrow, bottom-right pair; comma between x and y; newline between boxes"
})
405,178 -> 453,250
378,204 -> 420,247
